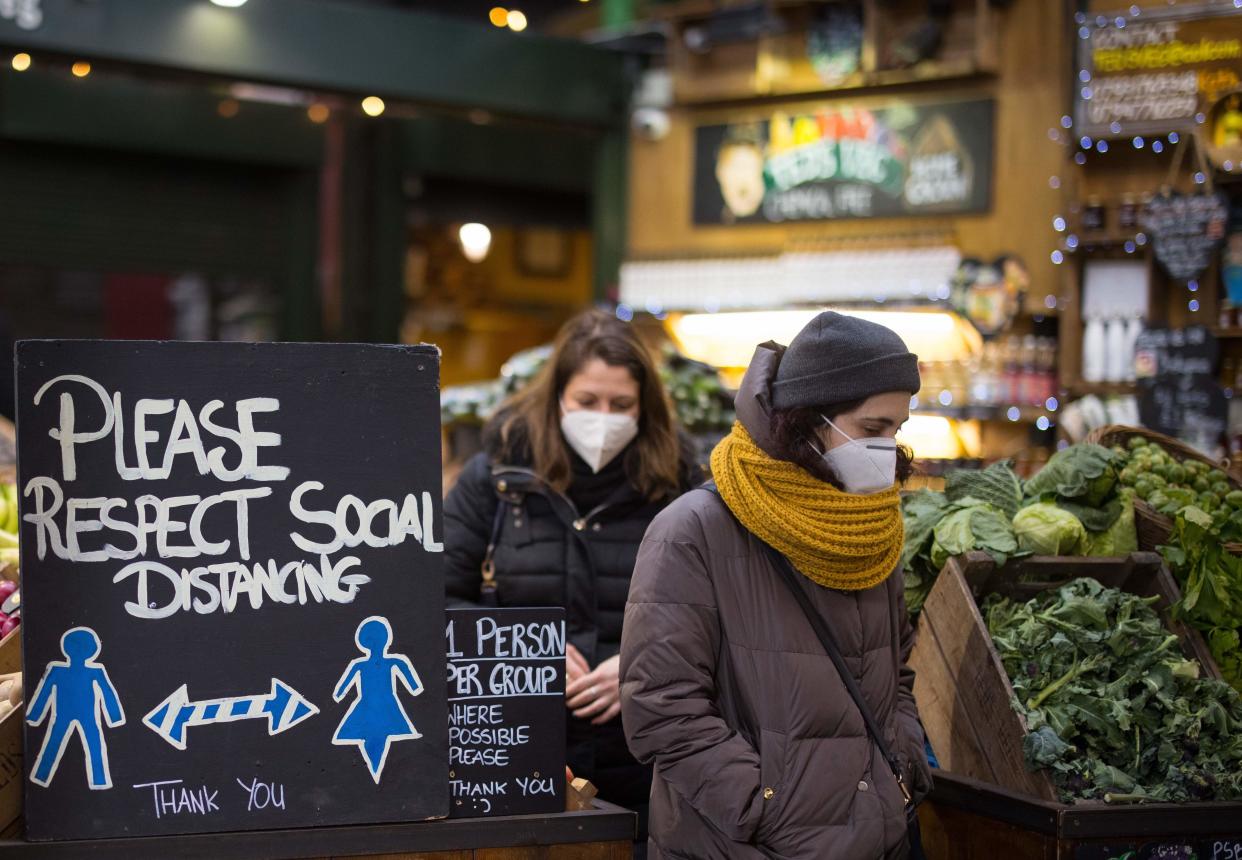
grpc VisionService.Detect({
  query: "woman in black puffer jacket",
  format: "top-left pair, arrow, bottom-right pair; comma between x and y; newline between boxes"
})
444,309 -> 700,837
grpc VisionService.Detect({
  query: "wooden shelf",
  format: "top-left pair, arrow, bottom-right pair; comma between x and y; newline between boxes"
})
1066,381 -> 1137,397
1212,328 -> 1242,339
913,405 -> 1052,424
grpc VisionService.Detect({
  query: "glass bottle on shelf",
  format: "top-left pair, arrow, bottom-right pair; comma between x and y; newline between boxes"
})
1083,196 -> 1107,233
1002,336 -> 1021,404
1019,335 -> 1039,405
1105,317 -> 1128,383
1083,316 -> 1107,383
1118,193 -> 1139,230
1123,316 -> 1144,382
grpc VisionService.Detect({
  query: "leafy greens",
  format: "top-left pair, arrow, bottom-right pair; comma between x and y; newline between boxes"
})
985,578 -> 1242,803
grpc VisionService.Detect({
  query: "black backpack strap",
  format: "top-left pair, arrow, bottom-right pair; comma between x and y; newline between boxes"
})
479,499 -> 507,604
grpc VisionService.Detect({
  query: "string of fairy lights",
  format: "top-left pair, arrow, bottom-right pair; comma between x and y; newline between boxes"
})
1046,1 -> 1234,321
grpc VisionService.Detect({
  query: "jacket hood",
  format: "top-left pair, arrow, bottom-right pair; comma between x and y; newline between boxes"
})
734,341 -> 786,459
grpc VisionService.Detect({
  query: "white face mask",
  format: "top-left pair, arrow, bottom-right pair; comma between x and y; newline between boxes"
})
560,405 -> 639,473
818,416 -> 898,495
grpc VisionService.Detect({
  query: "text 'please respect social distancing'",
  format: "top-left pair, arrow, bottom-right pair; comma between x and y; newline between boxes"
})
21,375 -> 443,619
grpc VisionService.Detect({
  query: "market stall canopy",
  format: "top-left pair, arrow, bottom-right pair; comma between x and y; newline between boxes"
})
0,0 -> 627,127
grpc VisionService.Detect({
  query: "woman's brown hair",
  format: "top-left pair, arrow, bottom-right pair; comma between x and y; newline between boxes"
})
488,309 -> 683,500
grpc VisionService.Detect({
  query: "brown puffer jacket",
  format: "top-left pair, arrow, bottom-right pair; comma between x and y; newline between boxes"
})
619,343 -> 932,860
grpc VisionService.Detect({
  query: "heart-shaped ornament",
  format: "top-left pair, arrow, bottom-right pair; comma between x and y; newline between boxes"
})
1142,190 -> 1229,281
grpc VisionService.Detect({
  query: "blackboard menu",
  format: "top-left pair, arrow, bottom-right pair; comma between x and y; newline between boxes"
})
1134,326 -> 1227,451
693,98 -> 994,225
15,341 -> 449,840
446,607 -> 565,817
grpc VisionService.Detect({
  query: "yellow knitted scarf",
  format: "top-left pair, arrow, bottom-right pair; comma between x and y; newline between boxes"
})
710,422 -> 903,591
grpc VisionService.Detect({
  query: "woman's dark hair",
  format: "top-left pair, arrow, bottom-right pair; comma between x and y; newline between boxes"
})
487,309 -> 682,501
769,402 -> 915,490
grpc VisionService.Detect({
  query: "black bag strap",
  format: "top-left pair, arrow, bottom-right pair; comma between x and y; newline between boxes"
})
762,543 -> 912,809
480,499 -> 508,597
700,486 -> 912,810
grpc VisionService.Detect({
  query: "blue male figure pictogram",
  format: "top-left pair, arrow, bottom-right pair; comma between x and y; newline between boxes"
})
27,627 -> 126,790
331,616 -> 423,783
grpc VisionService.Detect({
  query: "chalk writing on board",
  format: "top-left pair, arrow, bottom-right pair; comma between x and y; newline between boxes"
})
133,780 -> 221,819
445,608 -> 567,818
19,375 -> 444,620
16,341 -> 449,840
142,679 -> 318,749
332,616 -> 425,783
235,778 -> 285,812
26,627 -> 125,790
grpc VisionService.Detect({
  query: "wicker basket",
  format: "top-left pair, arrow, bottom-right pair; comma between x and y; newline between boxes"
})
1084,424 -> 1242,552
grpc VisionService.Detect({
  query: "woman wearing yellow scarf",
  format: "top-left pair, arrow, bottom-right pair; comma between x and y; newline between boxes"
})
620,312 -> 931,860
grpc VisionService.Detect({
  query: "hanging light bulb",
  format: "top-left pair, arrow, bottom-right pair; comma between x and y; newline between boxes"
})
458,223 -> 492,263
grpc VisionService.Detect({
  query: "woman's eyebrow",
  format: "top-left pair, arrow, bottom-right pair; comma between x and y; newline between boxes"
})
859,416 -> 896,427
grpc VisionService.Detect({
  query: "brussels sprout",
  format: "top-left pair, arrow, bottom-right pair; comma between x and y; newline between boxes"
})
1168,464 -> 1187,485
1199,492 -> 1220,511
1135,479 -> 1155,501
1127,437 -> 1148,451
1210,469 -> 1229,485
1112,445 -> 1128,458
1147,473 -> 1167,489
1213,481 -> 1233,497
1228,490 -> 1242,509
1119,467 -> 1138,486
1148,490 -> 1170,510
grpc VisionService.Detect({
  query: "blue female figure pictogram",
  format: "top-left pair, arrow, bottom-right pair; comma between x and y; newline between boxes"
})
331,616 -> 423,783
27,627 -> 125,790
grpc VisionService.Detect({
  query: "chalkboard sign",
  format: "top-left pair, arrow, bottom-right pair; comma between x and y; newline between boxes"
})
1142,191 -> 1229,281
446,607 -> 565,818
15,341 -> 449,840
1133,326 -> 1219,380
1133,325 -> 1227,451
1210,840 -> 1242,860
1076,841 -> 1240,860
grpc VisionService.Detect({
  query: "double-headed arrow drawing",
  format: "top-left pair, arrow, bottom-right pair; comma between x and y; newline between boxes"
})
143,679 -> 318,750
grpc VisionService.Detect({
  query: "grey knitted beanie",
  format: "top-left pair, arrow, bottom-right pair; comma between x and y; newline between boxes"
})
769,311 -> 921,410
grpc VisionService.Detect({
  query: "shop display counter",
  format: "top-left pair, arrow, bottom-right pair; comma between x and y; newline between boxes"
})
0,801 -> 635,859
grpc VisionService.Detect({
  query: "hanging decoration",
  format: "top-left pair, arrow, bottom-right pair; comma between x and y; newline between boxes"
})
1142,133 -> 1229,281
949,256 -> 1029,338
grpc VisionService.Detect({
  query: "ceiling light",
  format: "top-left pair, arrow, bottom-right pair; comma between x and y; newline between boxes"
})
458,223 -> 492,263
507,9 -> 528,31
307,103 -> 330,124
210,0 -> 249,7
489,7 -> 508,26
361,96 -> 385,117
10,53 -> 31,72
71,61 -> 91,78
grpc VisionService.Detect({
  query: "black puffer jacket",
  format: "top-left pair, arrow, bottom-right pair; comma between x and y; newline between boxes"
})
443,426 -> 700,825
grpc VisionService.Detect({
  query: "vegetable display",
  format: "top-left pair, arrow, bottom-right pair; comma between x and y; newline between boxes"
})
984,578 -> 1242,804
902,447 -> 1136,613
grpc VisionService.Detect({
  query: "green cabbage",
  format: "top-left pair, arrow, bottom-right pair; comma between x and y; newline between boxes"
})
930,503 -> 1018,571
1013,502 -> 1087,556
1079,492 -> 1138,557
1024,443 -> 1118,508
945,460 -> 1023,519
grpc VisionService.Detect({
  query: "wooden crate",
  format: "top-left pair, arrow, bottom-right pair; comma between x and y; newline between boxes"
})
910,551 -> 1220,803
920,770 -> 1242,860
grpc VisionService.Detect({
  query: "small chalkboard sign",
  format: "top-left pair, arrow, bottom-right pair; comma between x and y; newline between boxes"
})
1143,191 -> 1229,281
1132,325 -> 1227,451
1076,842 -> 1219,860
16,341 -> 449,840
1133,325 -> 1219,380
446,607 -> 566,818
1210,839 -> 1242,860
